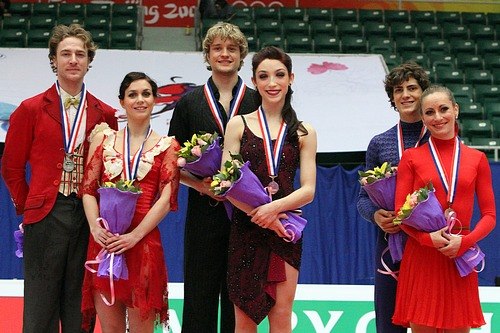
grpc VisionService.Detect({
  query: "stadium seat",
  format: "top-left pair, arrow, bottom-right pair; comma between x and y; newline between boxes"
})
110,30 -> 136,49
486,12 -> 500,26
32,3 -> 58,20
442,23 -> 468,40
390,22 -> 416,38
456,54 -> 483,70
27,29 -> 51,48
465,69 -> 493,85
384,10 -> 409,24
29,16 -> 56,31
8,3 -> 31,17
423,38 -> 449,55
111,16 -> 137,32
460,119 -> 493,138
310,21 -> 335,37
461,12 -> 487,25
435,68 -> 464,84
448,83 -> 475,101
484,102 -> 500,120
255,18 -> 282,36
231,6 -> 252,20
435,11 -> 461,24
332,9 -> 357,23
282,20 -> 310,37
280,7 -> 306,21
475,85 -> 500,104
231,18 -> 254,37
431,54 -> 456,71
368,36 -> 394,51
286,35 -> 313,53
476,40 -> 499,56
416,22 -> 442,39
112,4 -> 139,19
358,9 -> 384,23
449,39 -> 476,56
84,16 -> 111,32
468,24 -> 495,41
57,17 -> 83,27
409,10 -> 435,24
395,37 -> 422,53
369,43 -> 394,56
336,21 -> 363,37
253,7 -> 279,20
0,29 -> 27,47
306,8 -> 332,22
200,18 -> 221,38
86,3 -> 112,19
246,35 -> 257,52
400,52 -> 429,68
259,34 -> 285,49
341,36 -> 367,53
59,3 -> 85,18
459,102 -> 483,120
364,22 -> 390,38
493,69 -> 500,85
2,16 -> 29,31
470,137 -> 500,159
92,30 -> 110,49
384,54 -> 401,69
313,35 -> 340,53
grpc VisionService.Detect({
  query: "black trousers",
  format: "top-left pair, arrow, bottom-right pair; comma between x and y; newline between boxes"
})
182,195 -> 234,333
23,193 -> 90,333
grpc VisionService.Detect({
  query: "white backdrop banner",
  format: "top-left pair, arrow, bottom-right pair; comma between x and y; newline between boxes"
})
0,48 -> 397,153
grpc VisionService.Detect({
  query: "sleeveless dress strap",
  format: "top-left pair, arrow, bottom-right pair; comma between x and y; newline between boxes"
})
240,114 -> 248,127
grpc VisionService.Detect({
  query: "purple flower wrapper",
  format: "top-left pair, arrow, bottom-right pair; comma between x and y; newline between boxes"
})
401,190 -> 485,277
183,137 -> 222,177
96,187 -> 141,280
455,245 -> 485,277
223,161 -> 307,243
362,174 -> 403,263
14,229 -> 23,258
363,175 -> 396,211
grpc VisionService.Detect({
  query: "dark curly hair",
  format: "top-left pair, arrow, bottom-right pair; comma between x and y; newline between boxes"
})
384,61 -> 431,111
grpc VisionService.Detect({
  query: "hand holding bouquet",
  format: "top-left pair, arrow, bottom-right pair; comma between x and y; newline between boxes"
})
177,132 -> 222,177
394,183 -> 485,277
211,154 -> 307,243
359,162 -> 404,264
85,179 -> 141,305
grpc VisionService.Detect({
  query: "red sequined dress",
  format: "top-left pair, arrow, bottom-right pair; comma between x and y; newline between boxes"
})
80,127 -> 180,329
227,119 -> 302,324
393,137 -> 495,329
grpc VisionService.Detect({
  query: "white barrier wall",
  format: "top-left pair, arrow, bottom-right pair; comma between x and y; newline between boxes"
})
0,48 -> 397,152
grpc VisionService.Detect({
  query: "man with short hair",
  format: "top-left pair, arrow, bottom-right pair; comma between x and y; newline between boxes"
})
1,24 -> 117,333
168,22 -> 258,332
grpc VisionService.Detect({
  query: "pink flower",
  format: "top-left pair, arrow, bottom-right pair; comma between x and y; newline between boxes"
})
197,138 -> 207,146
177,157 -> 187,167
220,180 -> 232,188
191,145 -> 202,157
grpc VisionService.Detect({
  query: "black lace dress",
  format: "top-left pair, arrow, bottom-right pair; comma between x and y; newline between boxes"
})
227,117 -> 302,324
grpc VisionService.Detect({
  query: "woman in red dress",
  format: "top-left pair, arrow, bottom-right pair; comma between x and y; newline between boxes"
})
393,85 -> 496,332
81,72 -> 180,332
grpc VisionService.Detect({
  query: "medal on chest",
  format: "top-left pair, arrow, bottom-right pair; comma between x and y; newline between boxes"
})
257,106 -> 287,196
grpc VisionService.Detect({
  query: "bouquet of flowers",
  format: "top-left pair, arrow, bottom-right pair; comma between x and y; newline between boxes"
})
359,162 -> 404,264
13,223 -> 24,258
394,183 -> 485,277
177,132 -> 222,177
85,179 -> 141,305
211,154 -> 307,243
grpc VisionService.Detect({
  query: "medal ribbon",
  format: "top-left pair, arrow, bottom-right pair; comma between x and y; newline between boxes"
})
123,125 -> 153,181
428,136 -> 460,206
397,121 -> 427,159
257,106 -> 287,178
203,77 -> 247,134
56,81 -> 87,154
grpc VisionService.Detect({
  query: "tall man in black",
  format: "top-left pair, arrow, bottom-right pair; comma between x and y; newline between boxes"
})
168,22 -> 258,332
